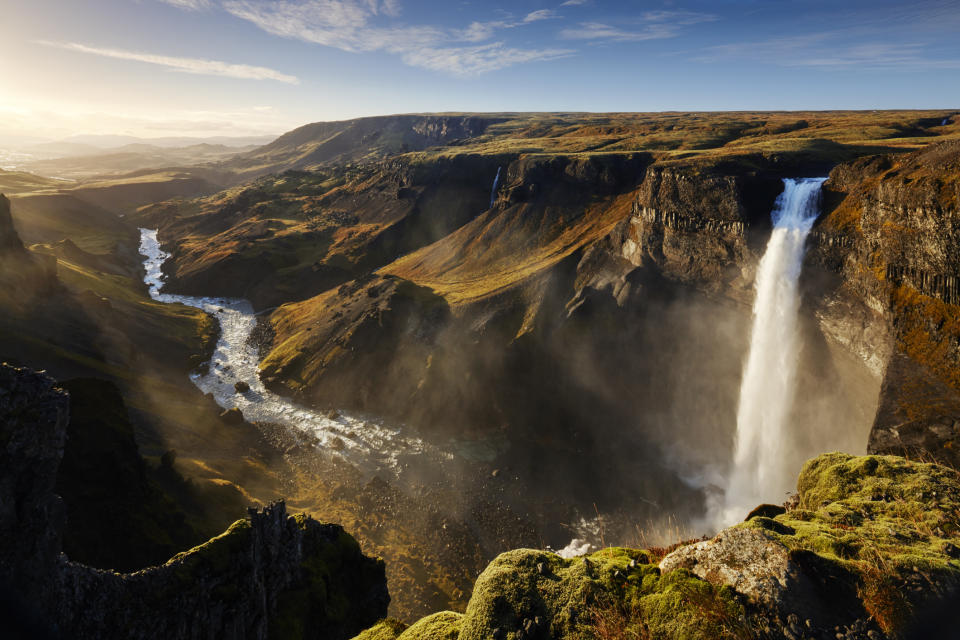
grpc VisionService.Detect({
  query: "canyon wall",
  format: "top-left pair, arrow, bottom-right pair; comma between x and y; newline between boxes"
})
0,363 -> 388,640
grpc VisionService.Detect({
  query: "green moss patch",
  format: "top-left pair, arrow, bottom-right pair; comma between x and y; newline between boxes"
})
455,546 -> 745,640
396,611 -> 462,640
351,619 -> 409,640
740,453 -> 960,633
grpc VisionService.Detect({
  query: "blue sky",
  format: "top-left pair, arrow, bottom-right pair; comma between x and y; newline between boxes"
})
2,0 -> 959,139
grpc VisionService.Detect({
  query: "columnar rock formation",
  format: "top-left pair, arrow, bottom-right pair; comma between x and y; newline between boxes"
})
0,363 -> 389,640
0,193 -> 57,291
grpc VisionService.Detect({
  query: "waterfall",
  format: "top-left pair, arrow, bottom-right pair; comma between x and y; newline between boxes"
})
489,166 -> 501,208
720,177 -> 826,523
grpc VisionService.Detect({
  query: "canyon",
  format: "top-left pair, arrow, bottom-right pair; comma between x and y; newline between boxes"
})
2,110 -> 960,638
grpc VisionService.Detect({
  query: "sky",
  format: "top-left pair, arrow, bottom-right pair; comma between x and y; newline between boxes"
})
1,0 -> 959,141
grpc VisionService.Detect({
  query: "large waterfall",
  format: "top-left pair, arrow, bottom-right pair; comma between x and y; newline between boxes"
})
489,166 -> 501,209
721,178 -> 826,522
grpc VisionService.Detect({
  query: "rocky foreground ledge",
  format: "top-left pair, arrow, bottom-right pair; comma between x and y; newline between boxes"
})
355,453 -> 960,640
0,363 -> 388,639
5,359 -> 960,639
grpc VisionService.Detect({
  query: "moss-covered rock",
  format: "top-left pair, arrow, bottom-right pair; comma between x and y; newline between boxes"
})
454,546 -> 744,640
374,452 -> 960,640
351,618 -> 408,640
396,611 -> 463,640
270,512 -> 390,640
663,453 -> 960,636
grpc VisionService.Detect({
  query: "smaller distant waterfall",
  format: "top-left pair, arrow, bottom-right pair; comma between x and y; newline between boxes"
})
718,177 -> 826,524
943,118 -> 951,126
489,166 -> 501,208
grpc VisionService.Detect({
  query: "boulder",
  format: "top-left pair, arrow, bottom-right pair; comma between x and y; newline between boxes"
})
234,380 -> 250,393
659,526 -> 852,624
219,407 -> 245,424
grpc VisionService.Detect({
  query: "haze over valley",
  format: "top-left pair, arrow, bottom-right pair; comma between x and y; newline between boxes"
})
2,2 -> 960,639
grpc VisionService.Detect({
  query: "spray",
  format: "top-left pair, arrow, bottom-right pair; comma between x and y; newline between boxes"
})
719,178 -> 826,524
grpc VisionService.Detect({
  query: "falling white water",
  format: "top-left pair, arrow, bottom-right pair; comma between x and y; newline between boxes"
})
138,228 -> 448,476
489,166 -> 501,208
719,178 -> 826,524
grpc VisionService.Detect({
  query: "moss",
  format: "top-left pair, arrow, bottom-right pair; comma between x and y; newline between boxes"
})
166,518 -> 253,579
350,619 -> 408,640
399,453 -> 960,638
737,453 -> 960,633
455,546 -> 743,640
269,516 -> 388,640
396,611 -> 462,640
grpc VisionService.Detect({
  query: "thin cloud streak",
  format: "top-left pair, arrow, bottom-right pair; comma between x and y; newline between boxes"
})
38,41 -> 300,83
222,0 -> 573,74
157,0 -> 212,9
560,11 -> 716,42
403,42 -> 573,75
523,10 -> 557,23
690,33 -> 960,70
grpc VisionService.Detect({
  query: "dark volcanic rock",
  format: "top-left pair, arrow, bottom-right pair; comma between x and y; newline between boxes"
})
219,406 -> 245,424
0,194 -> 58,291
819,141 -> 960,464
0,193 -> 25,251
0,363 -> 388,640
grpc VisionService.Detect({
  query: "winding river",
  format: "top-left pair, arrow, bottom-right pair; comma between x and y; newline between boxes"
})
138,228 -> 445,477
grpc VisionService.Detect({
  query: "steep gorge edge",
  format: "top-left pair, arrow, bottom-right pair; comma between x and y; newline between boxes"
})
6,113 -> 960,637
0,363 -> 389,639
243,142 -> 960,469
134,131 -> 960,629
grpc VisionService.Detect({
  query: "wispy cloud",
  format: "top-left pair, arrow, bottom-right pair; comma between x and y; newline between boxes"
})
37,41 -> 300,83
691,33 -> 960,70
403,42 -> 572,75
560,10 -> 716,42
560,0 -> 589,6
156,0 -> 212,9
221,0 -> 571,74
523,9 -> 557,23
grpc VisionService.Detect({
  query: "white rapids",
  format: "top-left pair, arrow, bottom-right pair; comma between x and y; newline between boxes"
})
139,228 -> 443,475
718,177 -> 827,524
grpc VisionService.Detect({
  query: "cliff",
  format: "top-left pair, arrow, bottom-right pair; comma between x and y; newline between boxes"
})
0,193 -> 58,296
0,363 -> 389,640
356,452 -> 960,640
814,141 -> 960,466
223,114 -> 504,179
119,111 -> 960,619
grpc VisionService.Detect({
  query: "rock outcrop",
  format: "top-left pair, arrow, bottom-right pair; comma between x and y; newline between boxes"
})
0,363 -> 389,640
0,193 -> 25,251
357,452 -> 960,640
815,141 -> 960,465
0,194 -> 57,292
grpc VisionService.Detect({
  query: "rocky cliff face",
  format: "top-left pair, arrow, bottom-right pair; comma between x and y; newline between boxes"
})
128,120 -> 960,623
140,153 -> 503,308
357,452 -> 960,640
812,141 -> 960,466
0,193 -> 25,251
0,194 -> 57,293
0,363 -> 388,640
224,114 -> 505,179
